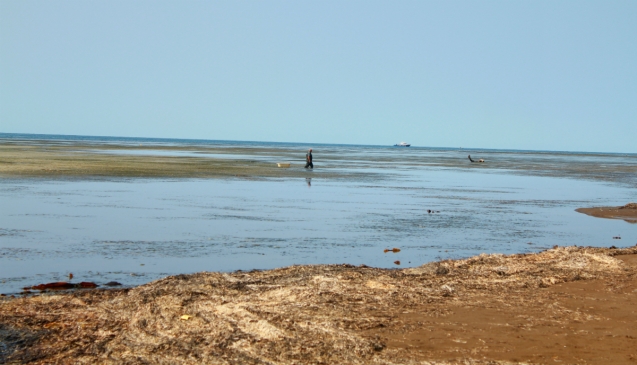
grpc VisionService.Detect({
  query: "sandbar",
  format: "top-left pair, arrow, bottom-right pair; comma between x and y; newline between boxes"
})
576,203 -> 637,223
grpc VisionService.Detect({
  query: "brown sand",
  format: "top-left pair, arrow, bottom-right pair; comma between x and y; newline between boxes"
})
576,203 -> 637,224
1,245 -> 636,364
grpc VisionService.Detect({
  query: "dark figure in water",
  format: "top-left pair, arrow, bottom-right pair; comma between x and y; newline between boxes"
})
468,155 -> 485,163
305,149 -> 313,169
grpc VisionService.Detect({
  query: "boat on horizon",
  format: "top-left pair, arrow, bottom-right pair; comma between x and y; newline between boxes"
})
394,142 -> 411,147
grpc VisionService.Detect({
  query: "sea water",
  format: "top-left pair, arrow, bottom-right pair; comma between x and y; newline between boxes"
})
1,134 -> 636,294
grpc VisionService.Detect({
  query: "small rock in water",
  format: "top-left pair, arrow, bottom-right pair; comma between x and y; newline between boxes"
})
104,281 -> 122,287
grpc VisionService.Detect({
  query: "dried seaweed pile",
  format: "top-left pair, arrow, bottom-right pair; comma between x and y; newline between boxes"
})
1,245 -> 636,364
620,202 -> 637,210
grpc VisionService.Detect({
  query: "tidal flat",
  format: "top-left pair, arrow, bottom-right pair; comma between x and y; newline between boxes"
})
1,136 -> 637,363
1,138 -> 636,185
1,137 -> 636,294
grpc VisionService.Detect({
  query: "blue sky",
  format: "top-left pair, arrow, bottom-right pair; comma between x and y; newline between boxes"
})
1,1 -> 636,152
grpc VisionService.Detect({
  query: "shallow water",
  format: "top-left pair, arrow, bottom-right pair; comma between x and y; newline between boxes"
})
1,139 -> 636,294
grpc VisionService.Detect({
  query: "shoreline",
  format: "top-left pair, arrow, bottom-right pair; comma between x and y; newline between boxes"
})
576,203 -> 637,224
2,245 -> 636,364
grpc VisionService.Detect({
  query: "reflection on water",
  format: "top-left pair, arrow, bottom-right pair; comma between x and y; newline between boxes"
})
1,145 -> 636,294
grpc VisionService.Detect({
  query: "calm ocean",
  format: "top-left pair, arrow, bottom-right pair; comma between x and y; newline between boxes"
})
1,133 -> 636,294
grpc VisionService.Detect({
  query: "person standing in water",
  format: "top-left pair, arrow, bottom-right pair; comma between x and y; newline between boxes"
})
305,148 -> 313,169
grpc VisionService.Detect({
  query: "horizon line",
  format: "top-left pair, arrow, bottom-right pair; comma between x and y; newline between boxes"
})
1,132 -> 635,156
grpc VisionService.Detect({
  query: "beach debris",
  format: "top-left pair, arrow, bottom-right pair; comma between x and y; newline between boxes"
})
28,281 -> 99,291
104,281 -> 123,287
43,322 -> 63,329
440,284 -> 455,297
3,246 -> 637,364
394,261 -> 400,265
180,315 -> 192,321
29,282 -> 74,290
435,265 -> 449,275
384,248 -> 401,253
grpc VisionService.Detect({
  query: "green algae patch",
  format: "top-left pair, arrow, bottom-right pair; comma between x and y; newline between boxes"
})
0,141 -> 368,180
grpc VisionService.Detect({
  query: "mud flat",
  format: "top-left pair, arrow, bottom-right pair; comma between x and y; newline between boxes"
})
2,139 -> 637,186
576,203 -> 637,223
2,246 -> 636,364
0,141 -> 364,180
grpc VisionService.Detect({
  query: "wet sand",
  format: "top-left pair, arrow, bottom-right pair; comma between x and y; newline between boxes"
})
576,203 -> 637,223
2,245 -> 636,364
0,140 -> 354,180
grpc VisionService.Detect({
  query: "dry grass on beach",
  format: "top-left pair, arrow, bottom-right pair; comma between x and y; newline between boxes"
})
2,245 -> 636,364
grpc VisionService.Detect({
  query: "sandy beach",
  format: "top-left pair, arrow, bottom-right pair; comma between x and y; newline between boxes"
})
2,245 -> 636,364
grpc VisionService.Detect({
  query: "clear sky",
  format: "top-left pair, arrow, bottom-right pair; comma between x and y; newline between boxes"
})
1,1 -> 636,152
